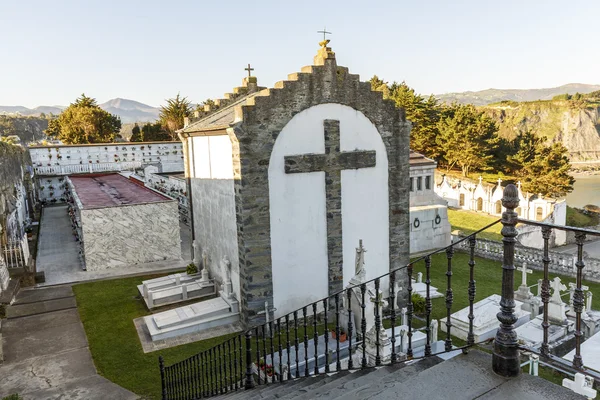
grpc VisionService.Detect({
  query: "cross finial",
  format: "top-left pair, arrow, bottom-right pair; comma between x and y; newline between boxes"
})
244,63 -> 254,78
317,27 -> 332,42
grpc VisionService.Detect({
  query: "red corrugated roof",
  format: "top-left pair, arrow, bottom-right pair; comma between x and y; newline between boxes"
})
70,174 -> 171,209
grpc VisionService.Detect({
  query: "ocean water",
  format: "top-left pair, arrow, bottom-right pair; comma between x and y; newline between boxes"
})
567,174 -> 600,208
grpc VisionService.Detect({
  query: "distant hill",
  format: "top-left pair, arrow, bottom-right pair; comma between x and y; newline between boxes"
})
0,98 -> 160,124
436,83 -> 600,106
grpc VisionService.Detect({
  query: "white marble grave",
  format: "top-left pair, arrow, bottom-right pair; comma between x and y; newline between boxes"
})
137,270 -> 215,309
143,256 -> 239,341
412,272 -> 443,299
563,330 -> 600,374
562,373 -> 597,399
440,294 -> 530,342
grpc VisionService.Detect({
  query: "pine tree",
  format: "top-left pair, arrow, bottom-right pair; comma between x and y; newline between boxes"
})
159,94 -> 192,140
130,123 -> 142,142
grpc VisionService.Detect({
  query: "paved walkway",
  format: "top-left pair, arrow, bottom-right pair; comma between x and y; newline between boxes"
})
555,238 -> 600,259
37,205 -> 191,286
0,286 -> 138,400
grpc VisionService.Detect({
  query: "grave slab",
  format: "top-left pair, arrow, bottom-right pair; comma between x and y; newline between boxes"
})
137,272 -> 216,309
563,329 -> 600,372
439,294 -> 530,342
515,314 -> 574,349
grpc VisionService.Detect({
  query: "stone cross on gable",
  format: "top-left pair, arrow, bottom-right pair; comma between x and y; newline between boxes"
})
518,263 -> 532,287
244,63 -> 254,78
550,277 -> 567,304
285,120 -> 376,295
562,373 -> 597,398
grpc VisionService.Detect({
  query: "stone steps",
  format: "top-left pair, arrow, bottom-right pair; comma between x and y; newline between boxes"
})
6,287 -> 77,319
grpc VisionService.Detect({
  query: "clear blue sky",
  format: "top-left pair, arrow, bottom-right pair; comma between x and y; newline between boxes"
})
1,0 -> 598,108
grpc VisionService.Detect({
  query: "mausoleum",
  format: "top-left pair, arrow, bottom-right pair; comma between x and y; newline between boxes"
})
179,40 -> 411,326
65,173 -> 181,271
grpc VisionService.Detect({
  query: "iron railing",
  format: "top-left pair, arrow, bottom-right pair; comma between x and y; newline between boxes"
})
159,184 -> 600,399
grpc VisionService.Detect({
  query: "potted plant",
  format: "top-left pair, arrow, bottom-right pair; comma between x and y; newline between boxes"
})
186,263 -> 198,275
332,328 -> 347,342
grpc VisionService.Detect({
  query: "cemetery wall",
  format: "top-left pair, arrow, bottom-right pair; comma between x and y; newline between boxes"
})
409,205 -> 452,254
80,201 -> 181,271
188,135 -> 240,301
453,235 -> 600,283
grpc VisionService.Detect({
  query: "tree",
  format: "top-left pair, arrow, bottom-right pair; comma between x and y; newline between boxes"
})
141,122 -> 171,141
130,123 -> 142,142
159,94 -> 192,140
0,116 -> 16,136
44,93 -> 121,144
517,140 -> 574,198
436,103 -> 499,177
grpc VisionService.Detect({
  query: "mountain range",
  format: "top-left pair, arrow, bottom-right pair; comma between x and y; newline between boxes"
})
436,83 -> 600,106
0,98 -> 160,124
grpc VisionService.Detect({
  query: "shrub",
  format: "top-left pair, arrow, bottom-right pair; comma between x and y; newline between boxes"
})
3,394 -> 23,400
186,263 -> 198,275
411,293 -> 426,314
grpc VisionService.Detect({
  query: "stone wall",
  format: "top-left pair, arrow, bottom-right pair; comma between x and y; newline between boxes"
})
80,201 -> 181,271
453,235 -> 600,283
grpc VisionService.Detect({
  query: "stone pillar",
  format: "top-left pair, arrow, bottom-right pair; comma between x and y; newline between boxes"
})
493,184 -> 521,377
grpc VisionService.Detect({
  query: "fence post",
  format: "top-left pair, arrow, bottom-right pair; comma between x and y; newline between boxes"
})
159,355 -> 167,400
245,330 -> 254,389
493,184 -> 521,377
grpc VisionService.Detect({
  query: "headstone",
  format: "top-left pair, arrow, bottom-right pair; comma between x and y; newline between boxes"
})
567,282 -> 590,318
364,288 -> 394,365
515,263 -> 533,301
431,320 -> 438,343
137,272 -> 216,309
549,277 -> 568,324
440,294 -> 530,342
562,373 -> 597,399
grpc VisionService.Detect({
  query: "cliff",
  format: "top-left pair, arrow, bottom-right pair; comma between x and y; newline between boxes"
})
484,101 -> 600,162
0,116 -> 49,143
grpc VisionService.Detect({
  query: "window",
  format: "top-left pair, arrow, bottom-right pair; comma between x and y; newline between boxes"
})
495,201 -> 502,214
459,193 -> 465,206
417,177 -> 422,190
536,207 -> 544,221
410,177 -> 414,192
425,175 -> 431,190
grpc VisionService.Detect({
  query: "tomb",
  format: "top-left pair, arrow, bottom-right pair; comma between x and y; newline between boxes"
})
563,330 -> 600,373
516,277 -> 574,351
143,255 -> 239,341
137,270 -> 215,309
440,294 -> 530,342
412,272 -> 444,299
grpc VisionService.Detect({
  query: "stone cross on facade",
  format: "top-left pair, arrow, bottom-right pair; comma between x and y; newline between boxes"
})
519,263 -> 532,287
562,373 -> 597,398
244,63 -> 254,78
284,120 -> 376,295
257,301 -> 277,337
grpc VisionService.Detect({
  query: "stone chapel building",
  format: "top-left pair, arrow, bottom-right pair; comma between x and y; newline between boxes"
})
179,40 -> 411,326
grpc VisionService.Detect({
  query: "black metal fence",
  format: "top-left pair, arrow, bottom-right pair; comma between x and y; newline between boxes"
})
159,184 -> 600,399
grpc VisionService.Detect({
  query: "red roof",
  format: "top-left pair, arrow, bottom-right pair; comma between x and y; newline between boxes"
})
70,174 -> 171,209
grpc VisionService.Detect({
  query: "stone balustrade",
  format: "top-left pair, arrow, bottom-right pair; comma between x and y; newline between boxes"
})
452,235 -> 600,282
34,161 -> 142,176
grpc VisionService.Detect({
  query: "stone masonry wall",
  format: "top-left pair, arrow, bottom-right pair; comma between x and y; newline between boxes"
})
81,201 -> 181,271
229,51 -> 411,326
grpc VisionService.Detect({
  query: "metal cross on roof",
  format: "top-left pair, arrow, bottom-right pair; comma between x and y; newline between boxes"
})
317,27 -> 332,41
244,63 -> 254,78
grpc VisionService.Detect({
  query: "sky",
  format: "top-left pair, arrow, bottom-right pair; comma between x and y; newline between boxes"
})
1,0 -> 599,108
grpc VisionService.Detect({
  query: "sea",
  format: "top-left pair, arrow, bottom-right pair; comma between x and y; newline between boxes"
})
567,174 -> 600,208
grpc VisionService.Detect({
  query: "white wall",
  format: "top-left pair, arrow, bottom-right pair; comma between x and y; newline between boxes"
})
189,135 -> 240,301
269,103 -> 389,317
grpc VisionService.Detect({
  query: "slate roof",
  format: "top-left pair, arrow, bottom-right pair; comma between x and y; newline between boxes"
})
409,151 -> 437,167
181,92 -> 261,134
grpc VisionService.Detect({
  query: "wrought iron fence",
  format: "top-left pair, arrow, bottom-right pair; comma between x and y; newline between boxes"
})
1,238 -> 27,269
159,184 -> 600,399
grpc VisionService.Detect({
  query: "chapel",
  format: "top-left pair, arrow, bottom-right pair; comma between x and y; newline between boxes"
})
179,40 -> 411,326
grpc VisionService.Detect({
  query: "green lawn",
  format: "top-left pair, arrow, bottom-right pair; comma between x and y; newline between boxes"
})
566,206 -> 599,227
73,274 -> 239,400
74,254 -> 600,398
447,209 -> 503,241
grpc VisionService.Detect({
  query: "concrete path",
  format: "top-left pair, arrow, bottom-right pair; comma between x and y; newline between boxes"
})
0,286 -> 138,400
555,238 -> 600,259
37,205 -> 191,286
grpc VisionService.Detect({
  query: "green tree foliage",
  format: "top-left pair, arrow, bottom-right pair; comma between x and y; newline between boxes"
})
436,103 -> 499,177
0,116 -> 16,136
141,122 -> 171,142
130,123 -> 142,142
159,94 -> 192,140
517,141 -> 574,198
44,94 -> 121,144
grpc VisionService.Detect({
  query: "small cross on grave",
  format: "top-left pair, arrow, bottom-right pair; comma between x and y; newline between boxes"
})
284,120 -> 376,295
370,289 -> 387,329
563,373 -> 597,399
569,282 -> 590,309
244,63 -> 254,78
519,263 -> 533,287
550,277 -> 567,304
257,301 -> 277,338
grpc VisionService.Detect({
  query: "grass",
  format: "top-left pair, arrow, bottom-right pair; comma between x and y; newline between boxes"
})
73,273 -> 239,400
566,206 -> 599,227
447,209 -> 503,241
75,253 -> 600,398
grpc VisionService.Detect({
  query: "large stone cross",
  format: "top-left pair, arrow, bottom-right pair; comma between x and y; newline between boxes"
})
284,119 -> 376,295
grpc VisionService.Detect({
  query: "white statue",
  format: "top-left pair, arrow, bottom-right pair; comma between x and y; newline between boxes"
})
355,239 -> 366,276
221,256 -> 231,283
